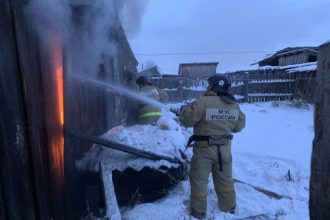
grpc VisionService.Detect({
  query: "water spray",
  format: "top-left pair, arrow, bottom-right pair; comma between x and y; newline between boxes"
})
77,76 -> 169,110
76,76 -> 189,164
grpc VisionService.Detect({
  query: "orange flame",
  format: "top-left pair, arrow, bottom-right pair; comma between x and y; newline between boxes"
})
56,66 -> 64,125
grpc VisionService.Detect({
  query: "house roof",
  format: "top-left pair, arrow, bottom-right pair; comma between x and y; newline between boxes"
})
253,47 -> 319,65
112,24 -> 138,66
225,61 -> 317,74
138,66 -> 160,77
275,47 -> 318,56
179,62 -> 219,67
320,40 -> 330,47
178,62 -> 219,75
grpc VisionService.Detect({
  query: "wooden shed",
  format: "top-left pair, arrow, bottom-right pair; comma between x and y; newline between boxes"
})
254,47 -> 318,67
178,62 -> 218,79
138,65 -> 161,78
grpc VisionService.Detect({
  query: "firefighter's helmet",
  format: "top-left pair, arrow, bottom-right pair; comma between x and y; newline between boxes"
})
207,74 -> 231,93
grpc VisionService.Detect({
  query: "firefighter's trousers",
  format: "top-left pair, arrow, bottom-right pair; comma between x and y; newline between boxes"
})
189,142 -> 236,216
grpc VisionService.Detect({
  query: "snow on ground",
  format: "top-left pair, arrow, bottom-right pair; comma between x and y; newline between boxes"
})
120,101 -> 313,220
233,102 -> 313,169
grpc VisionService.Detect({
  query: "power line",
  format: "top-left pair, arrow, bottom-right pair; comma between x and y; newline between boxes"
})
135,51 -> 273,56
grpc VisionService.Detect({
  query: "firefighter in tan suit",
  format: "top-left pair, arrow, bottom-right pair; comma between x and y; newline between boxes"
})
178,75 -> 245,219
123,69 -> 139,126
136,76 -> 168,125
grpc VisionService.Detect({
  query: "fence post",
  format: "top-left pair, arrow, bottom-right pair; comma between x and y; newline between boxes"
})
178,79 -> 184,101
243,72 -> 250,102
293,71 -> 302,100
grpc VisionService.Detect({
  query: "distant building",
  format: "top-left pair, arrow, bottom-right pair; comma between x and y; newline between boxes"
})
254,47 -> 318,67
138,66 -> 161,78
178,62 -> 218,79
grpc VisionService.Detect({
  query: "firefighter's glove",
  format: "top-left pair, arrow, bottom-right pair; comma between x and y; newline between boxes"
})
170,107 -> 181,116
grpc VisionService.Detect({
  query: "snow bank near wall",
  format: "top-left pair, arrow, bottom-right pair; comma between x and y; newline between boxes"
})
76,116 -> 186,172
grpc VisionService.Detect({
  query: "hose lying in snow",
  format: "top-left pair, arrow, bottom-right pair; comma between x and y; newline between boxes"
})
233,178 -> 293,200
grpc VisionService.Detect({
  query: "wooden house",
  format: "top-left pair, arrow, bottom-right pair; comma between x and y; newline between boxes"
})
0,1 -> 138,219
138,65 -> 161,78
0,1 -> 188,219
254,47 -> 318,67
178,62 -> 218,79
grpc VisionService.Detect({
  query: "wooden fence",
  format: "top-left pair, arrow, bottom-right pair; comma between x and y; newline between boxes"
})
150,77 -> 206,102
226,68 -> 317,103
151,67 -> 317,103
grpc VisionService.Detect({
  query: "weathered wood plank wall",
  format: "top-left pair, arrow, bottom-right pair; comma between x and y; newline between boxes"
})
0,0 -> 71,218
64,78 -> 110,219
150,77 -> 206,102
1,0 -> 43,218
1,1 -> 137,219
0,180 -> 5,219
12,1 -> 63,218
309,42 -> 330,220
180,64 -> 216,79
228,69 -> 316,103
64,6 -> 139,219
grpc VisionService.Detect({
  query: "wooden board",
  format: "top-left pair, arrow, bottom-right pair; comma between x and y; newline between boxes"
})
0,1 -> 37,218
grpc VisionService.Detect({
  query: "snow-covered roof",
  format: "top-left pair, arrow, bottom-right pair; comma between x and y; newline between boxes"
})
276,48 -> 318,57
138,66 -> 161,78
179,62 -> 219,67
286,62 -> 318,73
226,62 -> 317,74
320,40 -> 330,46
252,47 -> 319,66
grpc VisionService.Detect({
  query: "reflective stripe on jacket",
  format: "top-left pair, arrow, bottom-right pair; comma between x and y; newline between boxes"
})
139,111 -> 162,119
138,85 -> 162,123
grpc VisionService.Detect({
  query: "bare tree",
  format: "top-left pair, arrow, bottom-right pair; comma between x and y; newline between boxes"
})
309,41 -> 330,219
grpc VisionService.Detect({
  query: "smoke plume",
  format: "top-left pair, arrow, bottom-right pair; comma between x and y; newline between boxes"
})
117,0 -> 149,39
25,0 -> 149,76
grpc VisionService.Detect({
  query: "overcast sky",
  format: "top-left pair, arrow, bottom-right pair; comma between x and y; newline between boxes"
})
129,0 -> 330,74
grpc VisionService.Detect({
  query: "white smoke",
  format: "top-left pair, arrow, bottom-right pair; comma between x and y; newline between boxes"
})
25,0 -> 149,76
24,0 -> 71,48
117,0 -> 149,39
